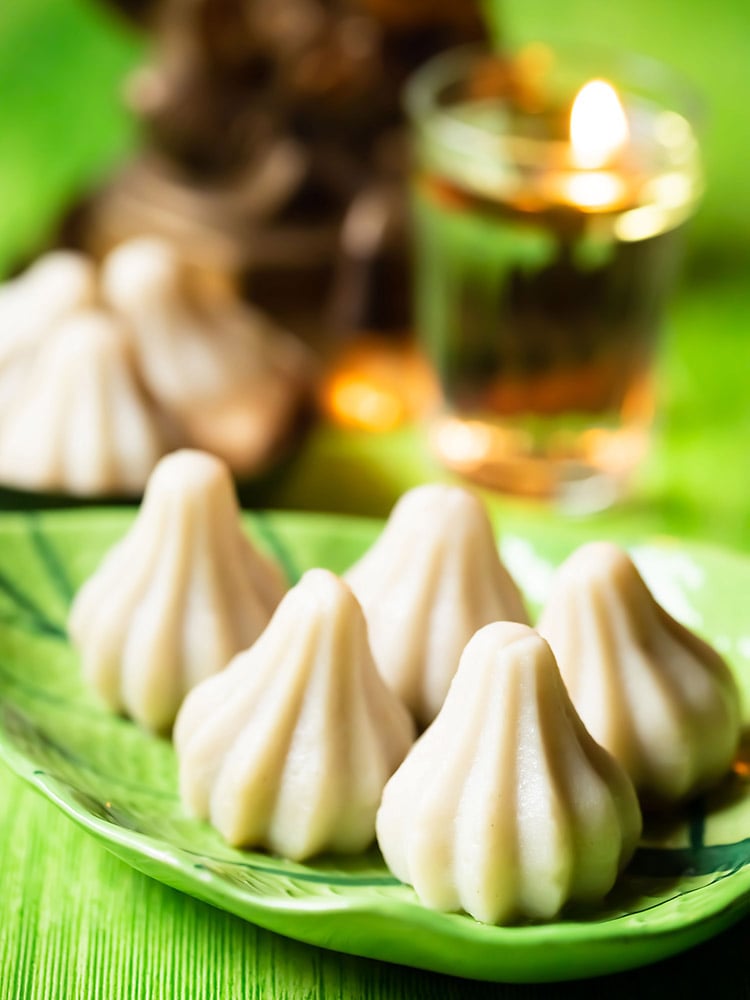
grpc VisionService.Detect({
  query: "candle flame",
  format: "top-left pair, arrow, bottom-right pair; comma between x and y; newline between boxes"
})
570,80 -> 629,169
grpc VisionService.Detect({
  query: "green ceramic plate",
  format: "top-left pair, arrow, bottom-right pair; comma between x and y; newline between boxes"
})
1,509 -> 750,983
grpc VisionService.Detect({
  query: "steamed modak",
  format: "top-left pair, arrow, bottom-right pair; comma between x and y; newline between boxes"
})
0,251 -> 97,416
0,239 -> 313,493
0,310 -> 166,495
346,484 -> 528,728
101,237 -> 311,475
376,623 -> 642,924
538,542 -> 741,806
175,570 -> 415,860
69,450 -> 286,731
0,250 -> 97,368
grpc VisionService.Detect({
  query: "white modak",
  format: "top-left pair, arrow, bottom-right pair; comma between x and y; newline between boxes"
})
538,542 -> 741,806
376,623 -> 642,925
346,484 -> 528,728
175,569 -> 415,861
0,250 -> 97,369
101,237 -> 311,475
0,310 -> 166,495
69,450 -> 285,731
0,251 -> 97,416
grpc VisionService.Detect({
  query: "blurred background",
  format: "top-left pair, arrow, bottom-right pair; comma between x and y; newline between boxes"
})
0,0 -> 748,546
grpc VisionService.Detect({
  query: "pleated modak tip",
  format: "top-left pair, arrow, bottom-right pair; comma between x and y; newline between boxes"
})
174,569 -> 416,861
0,309 -> 166,495
376,623 -> 642,925
0,250 -> 97,367
538,543 -> 741,806
100,237 -> 311,475
69,449 -> 286,732
345,484 -> 528,729
0,251 -> 97,415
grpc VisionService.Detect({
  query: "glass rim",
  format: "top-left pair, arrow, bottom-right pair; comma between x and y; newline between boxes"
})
403,40 -> 705,149
403,40 -> 704,229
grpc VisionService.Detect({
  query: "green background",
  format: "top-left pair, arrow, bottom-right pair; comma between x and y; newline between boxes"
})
1,0 -> 750,997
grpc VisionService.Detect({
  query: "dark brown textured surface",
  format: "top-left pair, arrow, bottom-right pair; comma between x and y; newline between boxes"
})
68,0 -> 484,343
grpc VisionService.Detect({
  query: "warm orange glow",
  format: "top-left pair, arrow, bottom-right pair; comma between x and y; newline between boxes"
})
320,338 -> 438,432
570,79 -> 629,169
325,373 -> 405,431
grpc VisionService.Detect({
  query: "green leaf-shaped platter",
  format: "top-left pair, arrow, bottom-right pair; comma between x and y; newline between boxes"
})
1,509 -> 750,983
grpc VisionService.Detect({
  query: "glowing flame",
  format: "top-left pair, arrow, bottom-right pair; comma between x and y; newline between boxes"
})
570,80 -> 629,169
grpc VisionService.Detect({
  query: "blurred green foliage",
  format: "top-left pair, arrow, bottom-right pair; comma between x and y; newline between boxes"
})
0,0 -> 142,275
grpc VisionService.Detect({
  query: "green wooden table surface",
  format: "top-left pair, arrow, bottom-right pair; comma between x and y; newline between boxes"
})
1,1 -> 750,997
